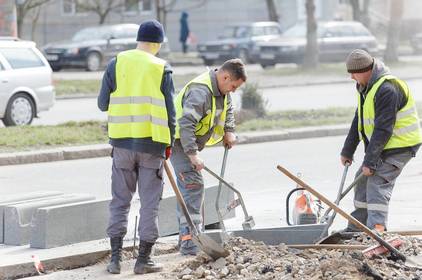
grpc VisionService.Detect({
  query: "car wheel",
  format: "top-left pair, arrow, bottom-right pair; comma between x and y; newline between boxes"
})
238,49 -> 249,63
203,59 -> 214,66
260,63 -> 275,69
3,93 -> 35,126
86,52 -> 102,71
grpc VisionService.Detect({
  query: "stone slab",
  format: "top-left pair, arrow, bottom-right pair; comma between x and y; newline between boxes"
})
0,191 -> 64,243
30,199 -> 111,249
4,194 -> 95,246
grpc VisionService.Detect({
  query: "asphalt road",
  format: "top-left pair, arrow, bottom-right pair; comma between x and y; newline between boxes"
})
1,135 -> 421,232
27,78 -> 422,126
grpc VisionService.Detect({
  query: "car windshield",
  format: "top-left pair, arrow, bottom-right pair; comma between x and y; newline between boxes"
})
72,27 -> 111,42
222,26 -> 251,38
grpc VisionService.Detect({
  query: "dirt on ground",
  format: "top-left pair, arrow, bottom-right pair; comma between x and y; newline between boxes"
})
172,234 -> 422,280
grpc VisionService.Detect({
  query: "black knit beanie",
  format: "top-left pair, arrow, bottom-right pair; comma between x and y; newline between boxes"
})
137,20 -> 164,43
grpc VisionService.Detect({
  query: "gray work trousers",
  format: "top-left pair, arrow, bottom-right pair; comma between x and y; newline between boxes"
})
170,141 -> 204,238
107,147 -> 164,243
348,151 -> 413,230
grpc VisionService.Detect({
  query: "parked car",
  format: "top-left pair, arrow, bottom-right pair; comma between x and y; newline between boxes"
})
410,32 -> 422,54
197,21 -> 282,65
42,24 -> 170,72
255,21 -> 379,68
0,37 -> 55,126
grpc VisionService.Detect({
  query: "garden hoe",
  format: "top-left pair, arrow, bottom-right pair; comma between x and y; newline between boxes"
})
164,161 -> 229,260
277,164 -> 422,269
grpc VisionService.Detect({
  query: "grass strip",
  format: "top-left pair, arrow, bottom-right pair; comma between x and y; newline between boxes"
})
0,121 -> 107,153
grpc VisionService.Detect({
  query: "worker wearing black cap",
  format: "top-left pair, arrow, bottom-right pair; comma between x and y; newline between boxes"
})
98,19 -> 176,275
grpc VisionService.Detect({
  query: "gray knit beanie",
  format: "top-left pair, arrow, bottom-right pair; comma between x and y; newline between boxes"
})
346,49 -> 374,73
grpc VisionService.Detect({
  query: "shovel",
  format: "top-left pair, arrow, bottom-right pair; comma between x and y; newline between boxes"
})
203,165 -> 255,230
164,161 -> 229,260
317,171 -> 365,244
277,164 -> 422,269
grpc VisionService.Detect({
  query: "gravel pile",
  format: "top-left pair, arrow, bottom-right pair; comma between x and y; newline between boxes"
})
174,234 -> 422,280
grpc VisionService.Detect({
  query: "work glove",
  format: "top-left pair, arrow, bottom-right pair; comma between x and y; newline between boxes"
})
165,146 -> 172,160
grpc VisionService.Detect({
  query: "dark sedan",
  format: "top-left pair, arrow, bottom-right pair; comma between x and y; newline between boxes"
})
42,24 -> 170,71
256,21 -> 379,68
197,22 -> 282,66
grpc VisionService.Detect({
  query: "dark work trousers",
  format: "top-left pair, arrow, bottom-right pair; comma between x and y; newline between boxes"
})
170,140 -> 204,238
348,151 -> 413,230
107,147 -> 164,243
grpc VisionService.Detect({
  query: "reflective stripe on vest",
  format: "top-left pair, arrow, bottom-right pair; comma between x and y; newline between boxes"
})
357,75 -> 422,149
174,71 -> 227,146
107,49 -> 170,144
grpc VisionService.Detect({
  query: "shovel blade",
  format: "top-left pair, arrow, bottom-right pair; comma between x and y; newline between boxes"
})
192,233 -> 229,260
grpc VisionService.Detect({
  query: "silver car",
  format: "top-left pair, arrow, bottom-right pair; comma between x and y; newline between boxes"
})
0,38 -> 55,126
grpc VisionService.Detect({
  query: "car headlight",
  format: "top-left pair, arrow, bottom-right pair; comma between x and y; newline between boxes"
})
66,48 -> 79,55
198,45 -> 206,51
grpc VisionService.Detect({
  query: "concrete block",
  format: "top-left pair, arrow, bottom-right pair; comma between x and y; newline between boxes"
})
30,199 -> 110,249
158,184 -> 235,236
4,194 -> 95,245
0,191 -> 64,243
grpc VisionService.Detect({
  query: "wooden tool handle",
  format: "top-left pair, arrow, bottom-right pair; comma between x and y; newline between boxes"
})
277,164 -> 406,261
164,161 -> 198,235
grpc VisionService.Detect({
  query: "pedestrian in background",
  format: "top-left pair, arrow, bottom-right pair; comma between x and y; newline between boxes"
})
340,49 -> 421,233
98,20 -> 176,275
171,59 -> 247,255
180,11 -> 190,53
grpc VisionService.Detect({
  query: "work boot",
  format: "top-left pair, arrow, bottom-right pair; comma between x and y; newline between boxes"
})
374,224 -> 386,234
107,237 -> 123,274
180,238 -> 198,256
133,240 -> 163,274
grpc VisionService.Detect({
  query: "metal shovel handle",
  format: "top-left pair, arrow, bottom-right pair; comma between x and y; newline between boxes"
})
277,164 -> 407,262
215,146 -> 229,232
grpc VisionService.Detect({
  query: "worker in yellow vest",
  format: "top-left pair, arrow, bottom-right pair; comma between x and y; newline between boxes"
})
170,59 -> 247,255
340,49 -> 421,233
98,20 -> 175,275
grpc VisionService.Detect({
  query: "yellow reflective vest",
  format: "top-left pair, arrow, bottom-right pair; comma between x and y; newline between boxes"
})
107,49 -> 170,144
357,75 -> 422,150
175,71 -> 227,146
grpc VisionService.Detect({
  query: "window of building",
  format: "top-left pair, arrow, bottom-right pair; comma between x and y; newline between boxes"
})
62,0 -> 87,15
124,0 -> 152,14
0,48 -> 45,69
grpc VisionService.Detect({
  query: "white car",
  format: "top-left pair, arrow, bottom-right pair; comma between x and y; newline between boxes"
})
0,37 -> 55,126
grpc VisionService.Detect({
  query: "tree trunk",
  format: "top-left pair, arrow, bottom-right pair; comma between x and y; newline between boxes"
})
361,0 -> 370,27
265,0 -> 279,22
349,0 -> 360,22
16,4 -> 25,38
99,13 -> 107,24
303,0 -> 318,69
30,6 -> 41,41
384,0 -> 404,63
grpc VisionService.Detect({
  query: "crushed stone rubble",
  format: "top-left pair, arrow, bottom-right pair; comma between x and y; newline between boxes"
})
173,234 -> 422,279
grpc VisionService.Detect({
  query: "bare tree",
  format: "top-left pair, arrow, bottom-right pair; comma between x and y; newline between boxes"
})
349,0 -> 370,27
265,0 -> 279,22
384,0 -> 404,63
30,6 -> 42,40
155,0 -> 207,28
303,0 -> 318,69
15,0 -> 52,38
77,0 -> 124,25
